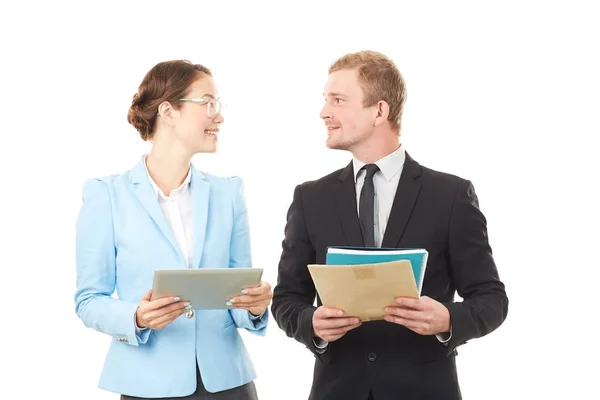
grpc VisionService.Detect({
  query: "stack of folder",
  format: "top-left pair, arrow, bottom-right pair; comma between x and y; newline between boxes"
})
308,247 -> 428,321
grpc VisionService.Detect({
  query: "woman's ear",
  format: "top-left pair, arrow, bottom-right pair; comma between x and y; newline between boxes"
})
157,101 -> 176,126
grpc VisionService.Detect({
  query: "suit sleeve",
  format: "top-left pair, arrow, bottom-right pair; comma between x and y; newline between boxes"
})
444,180 -> 509,353
74,179 -> 150,346
227,176 -> 268,334
271,184 -> 333,361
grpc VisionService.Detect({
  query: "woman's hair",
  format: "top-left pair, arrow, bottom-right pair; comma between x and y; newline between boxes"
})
127,60 -> 212,140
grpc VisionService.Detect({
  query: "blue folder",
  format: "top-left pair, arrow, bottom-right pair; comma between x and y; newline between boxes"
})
326,246 -> 429,294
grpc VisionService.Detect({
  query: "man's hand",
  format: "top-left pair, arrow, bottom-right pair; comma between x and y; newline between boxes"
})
384,296 -> 451,336
312,306 -> 362,343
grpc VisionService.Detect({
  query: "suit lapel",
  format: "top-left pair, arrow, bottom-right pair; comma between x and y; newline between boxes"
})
335,162 -> 364,247
130,158 -> 183,263
190,168 -> 209,269
381,153 -> 422,248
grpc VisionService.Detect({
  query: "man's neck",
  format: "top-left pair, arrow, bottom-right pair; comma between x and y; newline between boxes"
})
351,134 -> 401,164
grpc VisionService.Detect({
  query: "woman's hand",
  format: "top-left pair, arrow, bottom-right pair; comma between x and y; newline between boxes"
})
135,290 -> 191,330
228,281 -> 273,317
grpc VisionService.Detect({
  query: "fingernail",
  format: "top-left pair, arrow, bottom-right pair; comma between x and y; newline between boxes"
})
353,319 -> 359,324
241,290 -> 248,295
185,304 -> 192,310
226,301 -> 232,306
229,299 -> 236,303
337,310 -> 343,317
184,302 -> 191,307
174,297 -> 181,302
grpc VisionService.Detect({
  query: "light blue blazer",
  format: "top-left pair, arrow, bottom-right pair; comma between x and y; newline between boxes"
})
74,157 -> 268,397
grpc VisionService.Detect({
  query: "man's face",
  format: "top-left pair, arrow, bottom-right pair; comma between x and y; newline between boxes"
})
320,68 -> 377,151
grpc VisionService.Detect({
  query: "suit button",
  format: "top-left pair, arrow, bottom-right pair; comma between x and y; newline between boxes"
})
368,352 -> 377,362
185,309 -> 195,318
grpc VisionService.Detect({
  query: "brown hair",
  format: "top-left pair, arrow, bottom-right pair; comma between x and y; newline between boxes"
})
127,60 -> 212,140
329,50 -> 406,132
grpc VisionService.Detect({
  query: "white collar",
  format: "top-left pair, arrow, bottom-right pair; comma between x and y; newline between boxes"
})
352,145 -> 406,182
143,155 -> 191,199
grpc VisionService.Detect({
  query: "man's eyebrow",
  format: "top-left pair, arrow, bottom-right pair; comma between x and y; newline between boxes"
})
324,92 -> 347,98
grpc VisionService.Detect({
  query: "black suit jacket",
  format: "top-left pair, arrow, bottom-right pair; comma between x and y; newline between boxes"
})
271,153 -> 508,400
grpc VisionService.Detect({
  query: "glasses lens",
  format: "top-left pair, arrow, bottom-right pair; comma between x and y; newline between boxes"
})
208,99 -> 222,117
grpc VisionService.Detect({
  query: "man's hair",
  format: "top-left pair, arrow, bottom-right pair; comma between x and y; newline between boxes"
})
329,50 -> 407,132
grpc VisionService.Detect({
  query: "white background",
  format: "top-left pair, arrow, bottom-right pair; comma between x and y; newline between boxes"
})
1,1 -> 598,399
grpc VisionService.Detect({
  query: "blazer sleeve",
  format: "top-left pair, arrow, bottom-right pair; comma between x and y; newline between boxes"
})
271,184 -> 333,362
444,180 -> 509,353
227,176 -> 269,334
74,179 -> 150,346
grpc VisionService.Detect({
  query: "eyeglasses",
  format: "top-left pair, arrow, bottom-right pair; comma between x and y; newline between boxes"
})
178,97 -> 224,118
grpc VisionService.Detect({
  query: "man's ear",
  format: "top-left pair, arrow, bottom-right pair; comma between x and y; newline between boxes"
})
373,100 -> 390,127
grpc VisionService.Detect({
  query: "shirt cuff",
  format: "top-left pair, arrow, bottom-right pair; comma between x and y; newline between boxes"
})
435,325 -> 452,344
313,337 -> 329,353
134,310 -> 148,335
249,311 -> 265,320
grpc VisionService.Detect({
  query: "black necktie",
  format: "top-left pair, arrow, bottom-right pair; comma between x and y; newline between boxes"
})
359,164 -> 379,247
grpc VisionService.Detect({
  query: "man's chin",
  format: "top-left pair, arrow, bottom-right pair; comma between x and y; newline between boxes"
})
326,139 -> 349,151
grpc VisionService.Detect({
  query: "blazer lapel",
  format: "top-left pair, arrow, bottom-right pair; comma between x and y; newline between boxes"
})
381,153 -> 422,248
335,161 -> 365,247
190,168 -> 210,269
130,158 -> 183,263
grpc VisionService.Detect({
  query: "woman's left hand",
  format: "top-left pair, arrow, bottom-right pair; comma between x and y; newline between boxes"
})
228,281 -> 273,317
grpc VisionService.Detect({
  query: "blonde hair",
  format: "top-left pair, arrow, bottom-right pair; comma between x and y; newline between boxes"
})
329,50 -> 407,133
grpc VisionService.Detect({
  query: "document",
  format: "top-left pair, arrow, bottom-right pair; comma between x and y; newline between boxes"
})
307,247 -> 429,321
326,247 -> 428,294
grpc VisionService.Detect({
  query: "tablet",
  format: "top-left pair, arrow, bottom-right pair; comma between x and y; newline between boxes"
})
151,268 -> 263,310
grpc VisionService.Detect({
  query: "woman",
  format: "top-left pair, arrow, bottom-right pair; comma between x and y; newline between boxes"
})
74,60 -> 272,399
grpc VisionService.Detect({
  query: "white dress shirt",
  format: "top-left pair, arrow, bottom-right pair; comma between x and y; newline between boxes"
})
314,146 -> 451,352
144,158 -> 194,268
353,145 -> 406,248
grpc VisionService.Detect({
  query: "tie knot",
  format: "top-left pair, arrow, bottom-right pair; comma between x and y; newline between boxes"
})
362,164 -> 379,179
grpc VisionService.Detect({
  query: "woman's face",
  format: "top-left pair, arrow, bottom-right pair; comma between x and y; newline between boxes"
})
171,75 -> 224,154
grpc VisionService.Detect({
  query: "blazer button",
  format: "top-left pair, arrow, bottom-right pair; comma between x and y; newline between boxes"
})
185,309 -> 195,318
368,352 -> 377,362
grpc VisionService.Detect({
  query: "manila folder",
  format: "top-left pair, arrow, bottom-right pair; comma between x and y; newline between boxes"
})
307,260 -> 418,321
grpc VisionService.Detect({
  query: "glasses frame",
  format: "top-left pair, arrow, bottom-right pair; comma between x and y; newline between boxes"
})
178,97 -> 223,118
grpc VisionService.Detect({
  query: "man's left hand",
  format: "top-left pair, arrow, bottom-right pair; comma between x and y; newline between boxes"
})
384,296 -> 451,336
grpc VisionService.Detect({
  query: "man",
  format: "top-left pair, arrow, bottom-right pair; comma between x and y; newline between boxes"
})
271,50 -> 508,400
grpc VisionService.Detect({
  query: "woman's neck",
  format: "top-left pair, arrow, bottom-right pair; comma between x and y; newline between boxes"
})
145,147 -> 192,196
